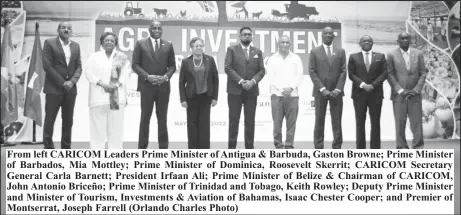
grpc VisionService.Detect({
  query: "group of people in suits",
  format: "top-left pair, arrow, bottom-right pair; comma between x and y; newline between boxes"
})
41,21 -> 426,150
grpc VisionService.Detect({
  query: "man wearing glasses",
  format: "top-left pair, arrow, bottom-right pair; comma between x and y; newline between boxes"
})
224,27 -> 266,149
132,21 -> 176,149
42,22 -> 82,149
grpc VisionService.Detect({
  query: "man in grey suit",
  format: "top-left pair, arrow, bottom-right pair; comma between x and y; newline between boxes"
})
225,27 -> 265,149
387,32 -> 426,149
309,27 -> 347,149
132,21 -> 176,149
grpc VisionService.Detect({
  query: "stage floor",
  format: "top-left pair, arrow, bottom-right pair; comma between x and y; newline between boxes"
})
1,140 -> 460,214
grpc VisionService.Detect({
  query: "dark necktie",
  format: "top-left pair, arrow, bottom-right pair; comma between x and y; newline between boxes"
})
327,46 -> 332,64
365,52 -> 370,72
155,40 -> 159,54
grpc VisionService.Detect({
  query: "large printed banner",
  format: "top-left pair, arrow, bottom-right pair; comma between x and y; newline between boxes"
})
3,1 -> 459,143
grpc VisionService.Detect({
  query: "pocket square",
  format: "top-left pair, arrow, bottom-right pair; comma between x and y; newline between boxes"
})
253,55 -> 259,58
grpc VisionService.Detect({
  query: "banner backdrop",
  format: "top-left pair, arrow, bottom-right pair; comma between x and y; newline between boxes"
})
6,1 -> 459,143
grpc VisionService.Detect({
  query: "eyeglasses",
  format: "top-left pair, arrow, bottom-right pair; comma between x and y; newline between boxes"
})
104,39 -> 116,43
192,45 -> 204,48
242,33 -> 253,37
59,26 -> 72,30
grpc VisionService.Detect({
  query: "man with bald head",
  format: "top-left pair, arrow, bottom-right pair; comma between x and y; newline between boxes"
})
309,27 -> 347,149
387,32 -> 426,149
266,35 -> 303,149
42,22 -> 82,149
348,35 -> 388,149
132,21 -> 176,149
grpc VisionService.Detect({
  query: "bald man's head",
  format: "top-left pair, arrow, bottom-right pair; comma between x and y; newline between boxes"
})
149,21 -> 163,39
322,27 -> 335,46
359,35 -> 373,52
397,32 -> 411,50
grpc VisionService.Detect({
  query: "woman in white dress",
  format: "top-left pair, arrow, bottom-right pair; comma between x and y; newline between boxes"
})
85,32 -> 132,149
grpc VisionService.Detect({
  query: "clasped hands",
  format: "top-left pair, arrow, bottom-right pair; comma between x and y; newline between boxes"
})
147,75 -> 168,85
240,80 -> 255,90
402,89 -> 419,100
98,81 -> 119,93
181,100 -> 217,108
321,89 -> 341,98
63,81 -> 74,91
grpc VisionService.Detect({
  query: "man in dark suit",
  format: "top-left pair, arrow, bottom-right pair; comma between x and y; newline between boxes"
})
132,21 -> 176,149
42,22 -> 82,149
348,35 -> 388,149
387,32 -> 426,149
224,27 -> 265,149
309,27 -> 347,149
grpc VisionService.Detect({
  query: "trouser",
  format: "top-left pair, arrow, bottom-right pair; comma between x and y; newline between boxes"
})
313,96 -> 343,149
138,87 -> 170,149
353,96 -> 383,149
271,95 -> 299,149
228,92 -> 257,149
392,99 -> 424,149
186,93 -> 212,149
89,104 -> 125,149
43,93 -> 76,149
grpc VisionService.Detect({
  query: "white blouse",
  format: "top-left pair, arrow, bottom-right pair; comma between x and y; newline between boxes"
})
85,49 -> 132,107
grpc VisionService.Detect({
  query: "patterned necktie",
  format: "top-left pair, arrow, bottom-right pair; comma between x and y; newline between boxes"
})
403,52 -> 410,70
327,46 -> 332,64
365,52 -> 370,72
243,47 -> 249,61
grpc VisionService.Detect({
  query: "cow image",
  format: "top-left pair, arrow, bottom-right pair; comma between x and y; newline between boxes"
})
153,8 -> 167,17
252,11 -> 262,18
180,10 -> 187,17
271,9 -> 287,18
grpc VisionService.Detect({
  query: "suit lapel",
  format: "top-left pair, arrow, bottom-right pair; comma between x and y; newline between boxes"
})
409,48 -> 416,72
369,52 -> 377,73
69,42 -> 77,65
187,56 -> 195,73
204,55 -> 210,79
146,38 -> 157,63
330,48 -> 337,66
55,37 -> 68,67
395,49 -> 408,73
237,44 -> 248,62
320,46 -> 331,68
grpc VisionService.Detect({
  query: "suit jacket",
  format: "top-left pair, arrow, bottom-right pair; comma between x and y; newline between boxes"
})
179,54 -> 219,103
42,37 -> 82,95
309,45 -> 347,97
132,38 -> 176,92
348,51 -> 388,99
387,48 -> 426,101
224,44 -> 265,96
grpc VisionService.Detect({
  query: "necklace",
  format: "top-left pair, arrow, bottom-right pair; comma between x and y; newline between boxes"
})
193,56 -> 203,68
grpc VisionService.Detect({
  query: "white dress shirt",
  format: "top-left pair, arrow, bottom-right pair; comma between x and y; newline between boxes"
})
85,49 -> 132,107
319,43 -> 341,93
148,37 -> 169,82
238,43 -> 256,85
149,37 -> 160,52
398,48 -> 411,94
59,37 -> 71,66
359,50 -> 373,88
266,51 -> 303,97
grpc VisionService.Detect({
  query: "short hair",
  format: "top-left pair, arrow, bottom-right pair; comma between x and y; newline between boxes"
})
57,22 -> 71,30
100,32 -> 118,46
189,37 -> 204,47
239,27 -> 252,34
359,35 -> 373,43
